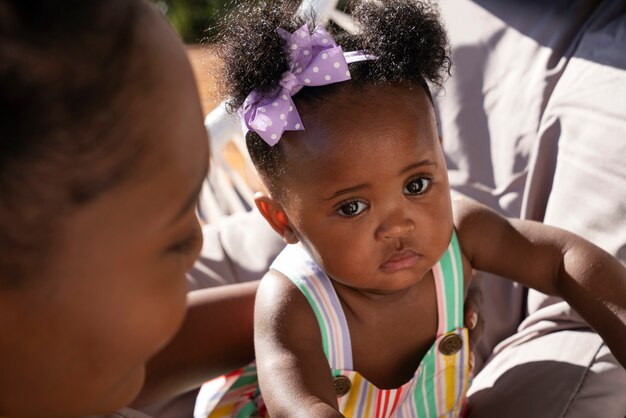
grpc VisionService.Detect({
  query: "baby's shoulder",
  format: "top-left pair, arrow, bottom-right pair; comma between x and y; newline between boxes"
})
451,195 -> 494,227
450,196 -> 506,285
257,269 -> 309,313
451,195 -> 510,240
255,269 -> 320,340
450,194 -> 540,284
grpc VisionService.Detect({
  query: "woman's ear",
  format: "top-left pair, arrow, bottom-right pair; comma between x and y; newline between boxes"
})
254,192 -> 298,244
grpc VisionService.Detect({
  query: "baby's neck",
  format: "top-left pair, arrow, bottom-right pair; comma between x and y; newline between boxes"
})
332,270 -> 439,388
331,277 -> 422,303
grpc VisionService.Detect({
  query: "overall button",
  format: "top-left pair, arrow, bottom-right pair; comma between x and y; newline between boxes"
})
333,375 -> 351,397
439,333 -> 463,356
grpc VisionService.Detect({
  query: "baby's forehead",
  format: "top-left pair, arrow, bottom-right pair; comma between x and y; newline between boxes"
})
298,81 -> 433,122
279,87 -> 440,183
290,83 -> 437,148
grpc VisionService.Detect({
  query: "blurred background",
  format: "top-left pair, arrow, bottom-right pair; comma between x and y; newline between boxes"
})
151,0 -> 345,116
150,0 -> 232,116
152,0 -> 348,43
151,0 -> 234,43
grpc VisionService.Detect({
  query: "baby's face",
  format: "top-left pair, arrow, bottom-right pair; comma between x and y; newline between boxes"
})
0,7 -> 208,417
279,84 -> 453,295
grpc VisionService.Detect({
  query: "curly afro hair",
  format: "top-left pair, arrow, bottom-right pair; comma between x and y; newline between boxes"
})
215,0 -> 451,195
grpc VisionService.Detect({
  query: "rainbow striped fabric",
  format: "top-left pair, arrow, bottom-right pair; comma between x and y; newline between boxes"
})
194,231 -> 470,418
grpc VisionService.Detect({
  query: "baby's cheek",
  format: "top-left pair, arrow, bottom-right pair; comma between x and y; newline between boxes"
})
332,239 -> 374,281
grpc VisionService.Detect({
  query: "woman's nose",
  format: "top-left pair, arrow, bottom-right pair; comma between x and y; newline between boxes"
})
375,209 -> 415,240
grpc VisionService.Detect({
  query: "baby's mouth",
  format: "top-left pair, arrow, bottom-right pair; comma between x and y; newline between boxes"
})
380,249 -> 421,272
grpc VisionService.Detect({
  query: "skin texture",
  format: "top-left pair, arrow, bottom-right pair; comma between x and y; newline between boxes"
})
254,84 -> 626,417
0,5 -> 209,417
134,281 -> 258,406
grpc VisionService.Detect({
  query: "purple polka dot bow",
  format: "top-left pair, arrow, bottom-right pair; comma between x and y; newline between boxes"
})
239,24 -> 373,146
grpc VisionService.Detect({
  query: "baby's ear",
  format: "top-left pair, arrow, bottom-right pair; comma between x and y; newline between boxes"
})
254,192 -> 298,244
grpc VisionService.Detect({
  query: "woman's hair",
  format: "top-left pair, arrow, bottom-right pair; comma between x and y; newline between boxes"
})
0,0 -> 147,286
215,0 -> 451,194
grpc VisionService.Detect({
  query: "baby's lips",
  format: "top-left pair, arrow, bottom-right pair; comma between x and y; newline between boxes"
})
380,249 -> 421,272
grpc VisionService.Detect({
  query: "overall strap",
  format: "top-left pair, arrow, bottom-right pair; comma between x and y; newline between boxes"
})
432,230 -> 465,335
270,244 -> 353,370
409,230 -> 468,417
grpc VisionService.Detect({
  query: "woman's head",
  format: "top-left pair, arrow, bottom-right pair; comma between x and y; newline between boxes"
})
217,0 -> 453,293
0,0 -> 208,416
1,1 -> 138,283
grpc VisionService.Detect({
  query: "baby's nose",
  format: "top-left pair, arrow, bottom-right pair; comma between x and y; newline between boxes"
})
375,211 -> 415,240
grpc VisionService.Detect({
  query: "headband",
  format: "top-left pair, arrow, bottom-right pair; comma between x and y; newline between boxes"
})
238,24 -> 376,146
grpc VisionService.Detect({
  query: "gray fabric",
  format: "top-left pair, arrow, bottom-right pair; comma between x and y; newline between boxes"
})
434,0 -> 601,369
437,0 -> 597,217
434,0 -> 626,416
524,0 -> 626,313
563,343 -> 626,418
187,209 -> 285,291
466,329 -> 626,418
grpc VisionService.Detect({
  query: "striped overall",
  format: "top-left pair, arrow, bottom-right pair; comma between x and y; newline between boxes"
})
195,232 -> 470,418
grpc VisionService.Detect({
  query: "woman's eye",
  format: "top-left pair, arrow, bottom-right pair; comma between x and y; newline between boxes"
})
169,230 -> 202,255
404,177 -> 431,195
337,200 -> 368,217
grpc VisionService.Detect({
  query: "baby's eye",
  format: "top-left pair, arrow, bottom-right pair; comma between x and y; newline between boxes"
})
337,200 -> 368,217
404,177 -> 431,195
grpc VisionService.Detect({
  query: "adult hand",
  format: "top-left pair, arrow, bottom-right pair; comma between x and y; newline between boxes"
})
464,283 -> 484,373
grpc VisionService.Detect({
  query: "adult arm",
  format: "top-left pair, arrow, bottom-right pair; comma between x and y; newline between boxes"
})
132,281 -> 258,406
454,198 -> 626,367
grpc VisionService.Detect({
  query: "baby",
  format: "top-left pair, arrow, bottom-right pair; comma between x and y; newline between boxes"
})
195,1 -> 626,417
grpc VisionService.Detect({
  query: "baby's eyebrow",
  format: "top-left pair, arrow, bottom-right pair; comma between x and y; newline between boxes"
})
322,160 -> 437,202
399,160 -> 437,175
323,184 -> 369,201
